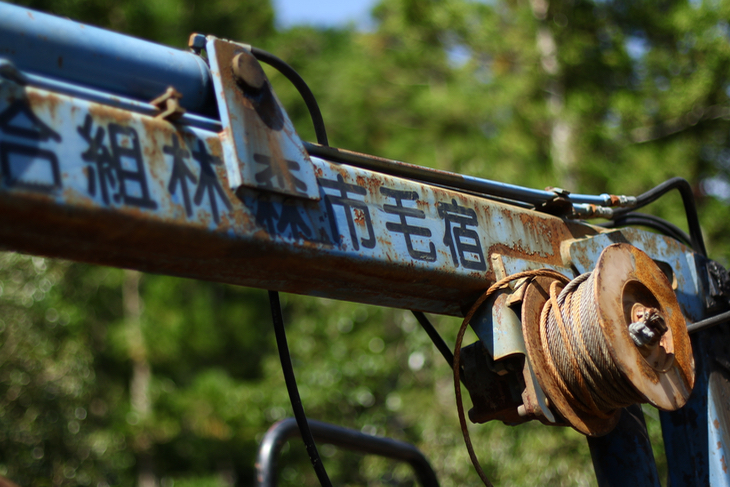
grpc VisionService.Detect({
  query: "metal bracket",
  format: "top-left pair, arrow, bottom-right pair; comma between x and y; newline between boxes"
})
535,187 -> 574,216
704,258 -> 730,313
205,37 -> 320,200
256,417 -> 439,487
150,86 -> 186,121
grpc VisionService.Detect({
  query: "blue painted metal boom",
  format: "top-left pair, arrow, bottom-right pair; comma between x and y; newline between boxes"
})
0,1 -> 632,210
0,3 -> 728,486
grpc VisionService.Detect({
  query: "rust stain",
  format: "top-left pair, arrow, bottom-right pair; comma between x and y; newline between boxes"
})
28,91 -> 62,122
642,232 -> 660,256
196,208 -> 214,228
722,455 -> 727,474
206,136 -> 224,158
217,210 -> 233,230
376,236 -> 387,245
334,165 -> 348,180
354,208 -> 365,225
715,419 -> 721,429
88,102 -> 133,124
365,176 -> 382,194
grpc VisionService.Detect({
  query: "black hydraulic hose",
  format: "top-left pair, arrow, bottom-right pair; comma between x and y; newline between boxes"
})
255,48 -> 332,485
251,47 -> 329,146
411,311 -> 456,370
410,312 -> 467,385
612,178 -> 706,256
601,212 -> 692,248
267,291 -> 332,487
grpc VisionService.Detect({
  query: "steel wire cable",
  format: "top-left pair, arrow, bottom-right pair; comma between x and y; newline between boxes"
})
454,269 -> 571,487
540,273 -> 645,415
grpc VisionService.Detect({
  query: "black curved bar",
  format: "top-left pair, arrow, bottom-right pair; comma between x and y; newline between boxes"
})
256,417 -> 439,487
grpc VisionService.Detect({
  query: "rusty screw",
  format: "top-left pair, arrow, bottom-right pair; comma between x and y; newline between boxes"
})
231,51 -> 267,93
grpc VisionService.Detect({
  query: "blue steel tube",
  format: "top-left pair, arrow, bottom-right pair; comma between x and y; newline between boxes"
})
587,405 -> 661,487
0,2 -> 216,116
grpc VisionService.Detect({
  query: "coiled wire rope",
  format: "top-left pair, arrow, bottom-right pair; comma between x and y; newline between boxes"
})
540,273 -> 645,417
454,268 -> 659,486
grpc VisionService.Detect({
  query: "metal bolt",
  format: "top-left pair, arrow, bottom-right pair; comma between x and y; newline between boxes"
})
231,51 -> 267,93
629,306 -> 667,348
188,33 -> 206,55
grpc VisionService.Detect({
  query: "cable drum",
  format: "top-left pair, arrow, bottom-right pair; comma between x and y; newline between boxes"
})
522,243 -> 695,436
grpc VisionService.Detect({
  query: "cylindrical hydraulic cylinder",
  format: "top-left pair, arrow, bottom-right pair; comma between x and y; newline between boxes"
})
0,3 -> 216,116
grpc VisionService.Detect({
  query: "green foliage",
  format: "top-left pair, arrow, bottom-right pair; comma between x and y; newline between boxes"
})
0,255 -> 133,485
10,0 -> 274,47
3,0 -> 730,485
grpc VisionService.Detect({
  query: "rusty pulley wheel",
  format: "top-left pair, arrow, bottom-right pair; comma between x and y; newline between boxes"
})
521,243 -> 695,436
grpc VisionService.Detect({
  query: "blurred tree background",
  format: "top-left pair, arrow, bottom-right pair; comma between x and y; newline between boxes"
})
2,0 -> 730,485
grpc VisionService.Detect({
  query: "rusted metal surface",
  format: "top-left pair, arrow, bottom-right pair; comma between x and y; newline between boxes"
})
565,228 -> 706,321
232,51 -> 267,92
657,324 -> 730,486
464,277 -> 560,427
0,2 -> 216,116
0,80 -> 596,316
2,8 -> 730,485
206,37 -> 320,200
150,87 -> 186,121
594,244 -> 694,410
303,142 -> 637,210
628,306 -> 667,350
520,356 -> 559,424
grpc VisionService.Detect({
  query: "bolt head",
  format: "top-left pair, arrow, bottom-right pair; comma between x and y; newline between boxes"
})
231,51 -> 266,93
188,33 -> 206,51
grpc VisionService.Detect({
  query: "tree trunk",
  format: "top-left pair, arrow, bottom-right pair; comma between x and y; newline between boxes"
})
124,270 -> 156,487
531,0 -> 576,189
